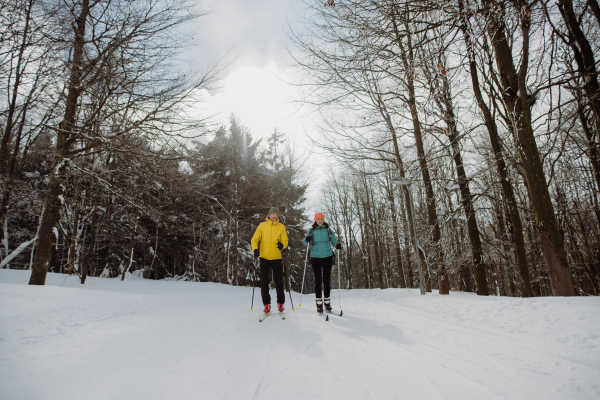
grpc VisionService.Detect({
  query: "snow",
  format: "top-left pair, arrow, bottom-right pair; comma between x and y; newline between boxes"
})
198,172 -> 215,179
466,171 -> 477,180
1,269 -> 599,400
54,158 -> 69,175
0,236 -> 37,268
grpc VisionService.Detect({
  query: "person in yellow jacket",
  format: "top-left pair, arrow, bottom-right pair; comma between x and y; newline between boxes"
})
251,207 -> 288,314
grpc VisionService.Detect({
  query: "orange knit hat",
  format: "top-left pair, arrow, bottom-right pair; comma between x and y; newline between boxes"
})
314,212 -> 325,221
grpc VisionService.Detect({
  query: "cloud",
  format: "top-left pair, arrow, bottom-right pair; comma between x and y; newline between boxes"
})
199,63 -> 303,139
184,0 -> 311,141
193,0 -> 300,70
185,0 -> 325,210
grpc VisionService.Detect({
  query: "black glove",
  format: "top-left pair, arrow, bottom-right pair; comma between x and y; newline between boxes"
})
305,235 -> 313,243
336,243 -> 341,250
254,249 -> 259,259
277,242 -> 283,250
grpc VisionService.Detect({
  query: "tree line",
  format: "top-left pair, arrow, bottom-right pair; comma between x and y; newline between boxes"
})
3,0 -> 599,298
0,0 -> 310,290
289,0 -> 600,296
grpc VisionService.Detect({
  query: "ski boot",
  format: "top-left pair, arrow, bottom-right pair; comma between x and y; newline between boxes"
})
263,304 -> 271,314
324,297 -> 332,312
316,299 -> 324,313
277,303 -> 284,312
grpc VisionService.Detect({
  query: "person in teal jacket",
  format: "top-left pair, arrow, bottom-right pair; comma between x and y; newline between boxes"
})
302,212 -> 341,313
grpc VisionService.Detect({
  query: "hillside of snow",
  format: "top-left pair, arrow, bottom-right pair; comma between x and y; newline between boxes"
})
1,269 -> 599,400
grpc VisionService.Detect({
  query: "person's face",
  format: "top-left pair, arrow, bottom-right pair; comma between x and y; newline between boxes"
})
316,217 -> 324,226
268,213 -> 278,221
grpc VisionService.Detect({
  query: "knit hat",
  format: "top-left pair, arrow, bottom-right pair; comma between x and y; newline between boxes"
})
314,212 -> 325,221
268,207 -> 279,215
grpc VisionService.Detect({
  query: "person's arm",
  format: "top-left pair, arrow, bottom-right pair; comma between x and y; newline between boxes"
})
302,228 -> 312,246
280,226 -> 289,249
251,224 -> 262,251
330,229 -> 338,248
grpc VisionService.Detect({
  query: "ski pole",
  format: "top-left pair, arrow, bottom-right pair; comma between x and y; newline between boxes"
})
285,248 -> 295,311
251,257 -> 258,310
298,243 -> 310,307
287,273 -> 295,311
338,248 -> 342,309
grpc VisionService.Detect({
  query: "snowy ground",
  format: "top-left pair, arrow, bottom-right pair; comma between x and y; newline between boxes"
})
1,269 -> 599,400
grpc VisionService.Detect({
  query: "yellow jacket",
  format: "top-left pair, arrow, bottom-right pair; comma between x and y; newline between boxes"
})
251,218 -> 288,260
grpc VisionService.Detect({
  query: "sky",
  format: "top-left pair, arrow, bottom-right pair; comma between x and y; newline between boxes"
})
188,0 -> 327,214
192,0 -> 308,143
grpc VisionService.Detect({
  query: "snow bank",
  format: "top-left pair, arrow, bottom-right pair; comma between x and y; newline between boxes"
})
1,269 -> 598,400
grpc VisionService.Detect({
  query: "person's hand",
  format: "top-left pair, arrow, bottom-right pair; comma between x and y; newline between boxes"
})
277,242 -> 283,250
305,235 -> 313,243
336,243 -> 342,250
254,249 -> 259,259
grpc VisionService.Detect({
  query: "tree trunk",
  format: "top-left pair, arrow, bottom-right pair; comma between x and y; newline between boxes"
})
67,192 -> 81,275
575,94 -> 600,196
0,0 -> 33,170
459,2 -> 533,296
402,210 -> 414,288
29,0 -> 91,285
391,14 -> 447,294
341,195 -> 353,289
80,204 -> 98,284
388,183 -> 406,288
232,199 -> 238,286
558,0 -> 600,132
365,185 -> 384,289
588,0 -> 600,25
121,207 -> 139,281
482,0 -> 575,296
0,176 -> 14,261
356,198 -> 370,288
426,44 -> 489,295
445,123 -> 489,295
386,118 -> 415,289
2,212 -> 8,265
379,98 -> 412,289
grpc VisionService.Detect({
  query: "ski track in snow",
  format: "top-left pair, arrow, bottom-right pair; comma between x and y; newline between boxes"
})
1,269 -> 599,400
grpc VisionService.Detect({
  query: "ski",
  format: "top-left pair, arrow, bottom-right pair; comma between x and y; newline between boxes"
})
279,312 -> 285,320
326,309 -> 343,317
259,312 -> 271,322
317,312 -> 329,321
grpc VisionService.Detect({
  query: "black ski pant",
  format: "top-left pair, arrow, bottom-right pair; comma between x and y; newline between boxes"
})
260,258 -> 285,305
311,256 -> 333,299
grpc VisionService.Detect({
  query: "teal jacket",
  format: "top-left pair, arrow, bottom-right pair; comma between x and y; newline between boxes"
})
302,223 -> 338,258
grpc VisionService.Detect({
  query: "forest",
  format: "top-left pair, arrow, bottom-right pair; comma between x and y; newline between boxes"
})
0,0 -> 308,291
286,0 -> 600,297
1,0 -> 599,298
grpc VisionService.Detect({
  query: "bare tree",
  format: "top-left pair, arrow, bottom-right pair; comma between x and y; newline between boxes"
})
475,0 -> 575,295
0,0 -> 61,262
29,0 -> 221,285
